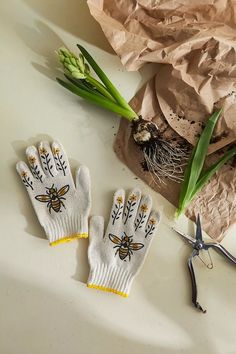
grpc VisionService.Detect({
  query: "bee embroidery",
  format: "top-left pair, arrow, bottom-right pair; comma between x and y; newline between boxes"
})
109,232 -> 144,261
35,184 -> 70,213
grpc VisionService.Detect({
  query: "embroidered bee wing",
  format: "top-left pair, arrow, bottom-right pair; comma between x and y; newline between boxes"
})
35,194 -> 51,203
129,242 -> 144,251
109,233 -> 122,245
57,184 -> 70,197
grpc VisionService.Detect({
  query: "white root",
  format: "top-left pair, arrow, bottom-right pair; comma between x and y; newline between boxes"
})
132,119 -> 189,184
142,139 -> 189,185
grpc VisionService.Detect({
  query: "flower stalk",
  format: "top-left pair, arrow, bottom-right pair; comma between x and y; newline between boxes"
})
56,46 -> 138,120
56,44 -> 236,193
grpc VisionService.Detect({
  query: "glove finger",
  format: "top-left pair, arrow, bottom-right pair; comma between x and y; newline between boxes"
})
75,165 -> 91,202
38,141 -> 58,177
51,141 -> 70,177
144,210 -> 161,241
88,216 -> 105,260
89,216 -> 105,240
16,161 -> 35,193
108,189 -> 125,229
134,194 -> 152,232
26,145 -> 45,183
123,188 -> 141,226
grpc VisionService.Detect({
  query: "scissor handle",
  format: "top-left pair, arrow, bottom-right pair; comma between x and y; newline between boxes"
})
205,243 -> 236,265
187,250 -> 206,313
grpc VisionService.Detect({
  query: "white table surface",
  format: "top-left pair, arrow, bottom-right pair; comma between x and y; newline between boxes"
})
1,1 -> 236,354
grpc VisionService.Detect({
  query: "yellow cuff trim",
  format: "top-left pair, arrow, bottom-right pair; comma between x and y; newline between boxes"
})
87,284 -> 128,298
50,233 -> 88,246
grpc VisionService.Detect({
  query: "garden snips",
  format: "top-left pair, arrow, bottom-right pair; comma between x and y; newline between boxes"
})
173,214 -> 236,313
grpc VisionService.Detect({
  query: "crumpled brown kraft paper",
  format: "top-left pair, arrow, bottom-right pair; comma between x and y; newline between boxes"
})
115,78 -> 236,241
88,0 -> 236,240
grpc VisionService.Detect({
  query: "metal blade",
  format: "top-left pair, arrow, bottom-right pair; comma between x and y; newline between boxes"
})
172,227 -> 196,245
196,214 -> 203,242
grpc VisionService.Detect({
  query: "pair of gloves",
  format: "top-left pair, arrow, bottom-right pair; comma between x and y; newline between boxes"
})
16,141 -> 160,297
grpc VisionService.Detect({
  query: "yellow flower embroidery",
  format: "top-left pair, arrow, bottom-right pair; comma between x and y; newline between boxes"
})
39,147 -> 47,155
149,218 -> 156,225
129,194 -> 137,202
117,196 -> 123,204
28,156 -> 36,165
52,147 -> 60,155
140,204 -> 148,213
21,171 -> 27,178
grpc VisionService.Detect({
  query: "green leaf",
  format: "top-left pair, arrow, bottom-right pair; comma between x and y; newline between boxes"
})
77,44 -> 138,120
85,74 -> 117,102
190,146 -> 236,201
64,74 -> 107,99
56,78 -> 137,120
179,109 -> 222,213
176,145 -> 236,216
177,145 -> 197,212
64,74 -> 94,92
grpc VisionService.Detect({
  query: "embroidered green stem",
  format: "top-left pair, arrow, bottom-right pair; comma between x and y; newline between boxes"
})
135,209 -> 147,231
145,224 -> 155,238
21,173 -> 34,190
31,163 -> 43,182
112,204 -> 123,225
54,152 -> 67,176
40,150 -> 54,177
124,200 -> 135,225
111,199 -> 123,225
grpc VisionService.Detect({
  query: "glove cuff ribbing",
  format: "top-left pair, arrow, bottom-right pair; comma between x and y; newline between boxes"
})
87,263 -> 135,297
43,214 -> 88,246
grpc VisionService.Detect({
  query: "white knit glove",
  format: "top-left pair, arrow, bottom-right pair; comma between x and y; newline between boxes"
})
87,189 -> 160,297
16,141 -> 91,246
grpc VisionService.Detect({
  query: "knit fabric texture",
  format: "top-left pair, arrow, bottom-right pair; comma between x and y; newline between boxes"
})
16,141 -> 91,245
87,189 -> 160,296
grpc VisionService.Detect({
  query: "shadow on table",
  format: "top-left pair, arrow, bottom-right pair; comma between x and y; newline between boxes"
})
16,1 -> 158,90
72,239 -> 90,284
137,221 -> 236,353
23,0 -> 113,53
1,271 -> 215,354
15,20 -> 65,82
14,19 -> 113,88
